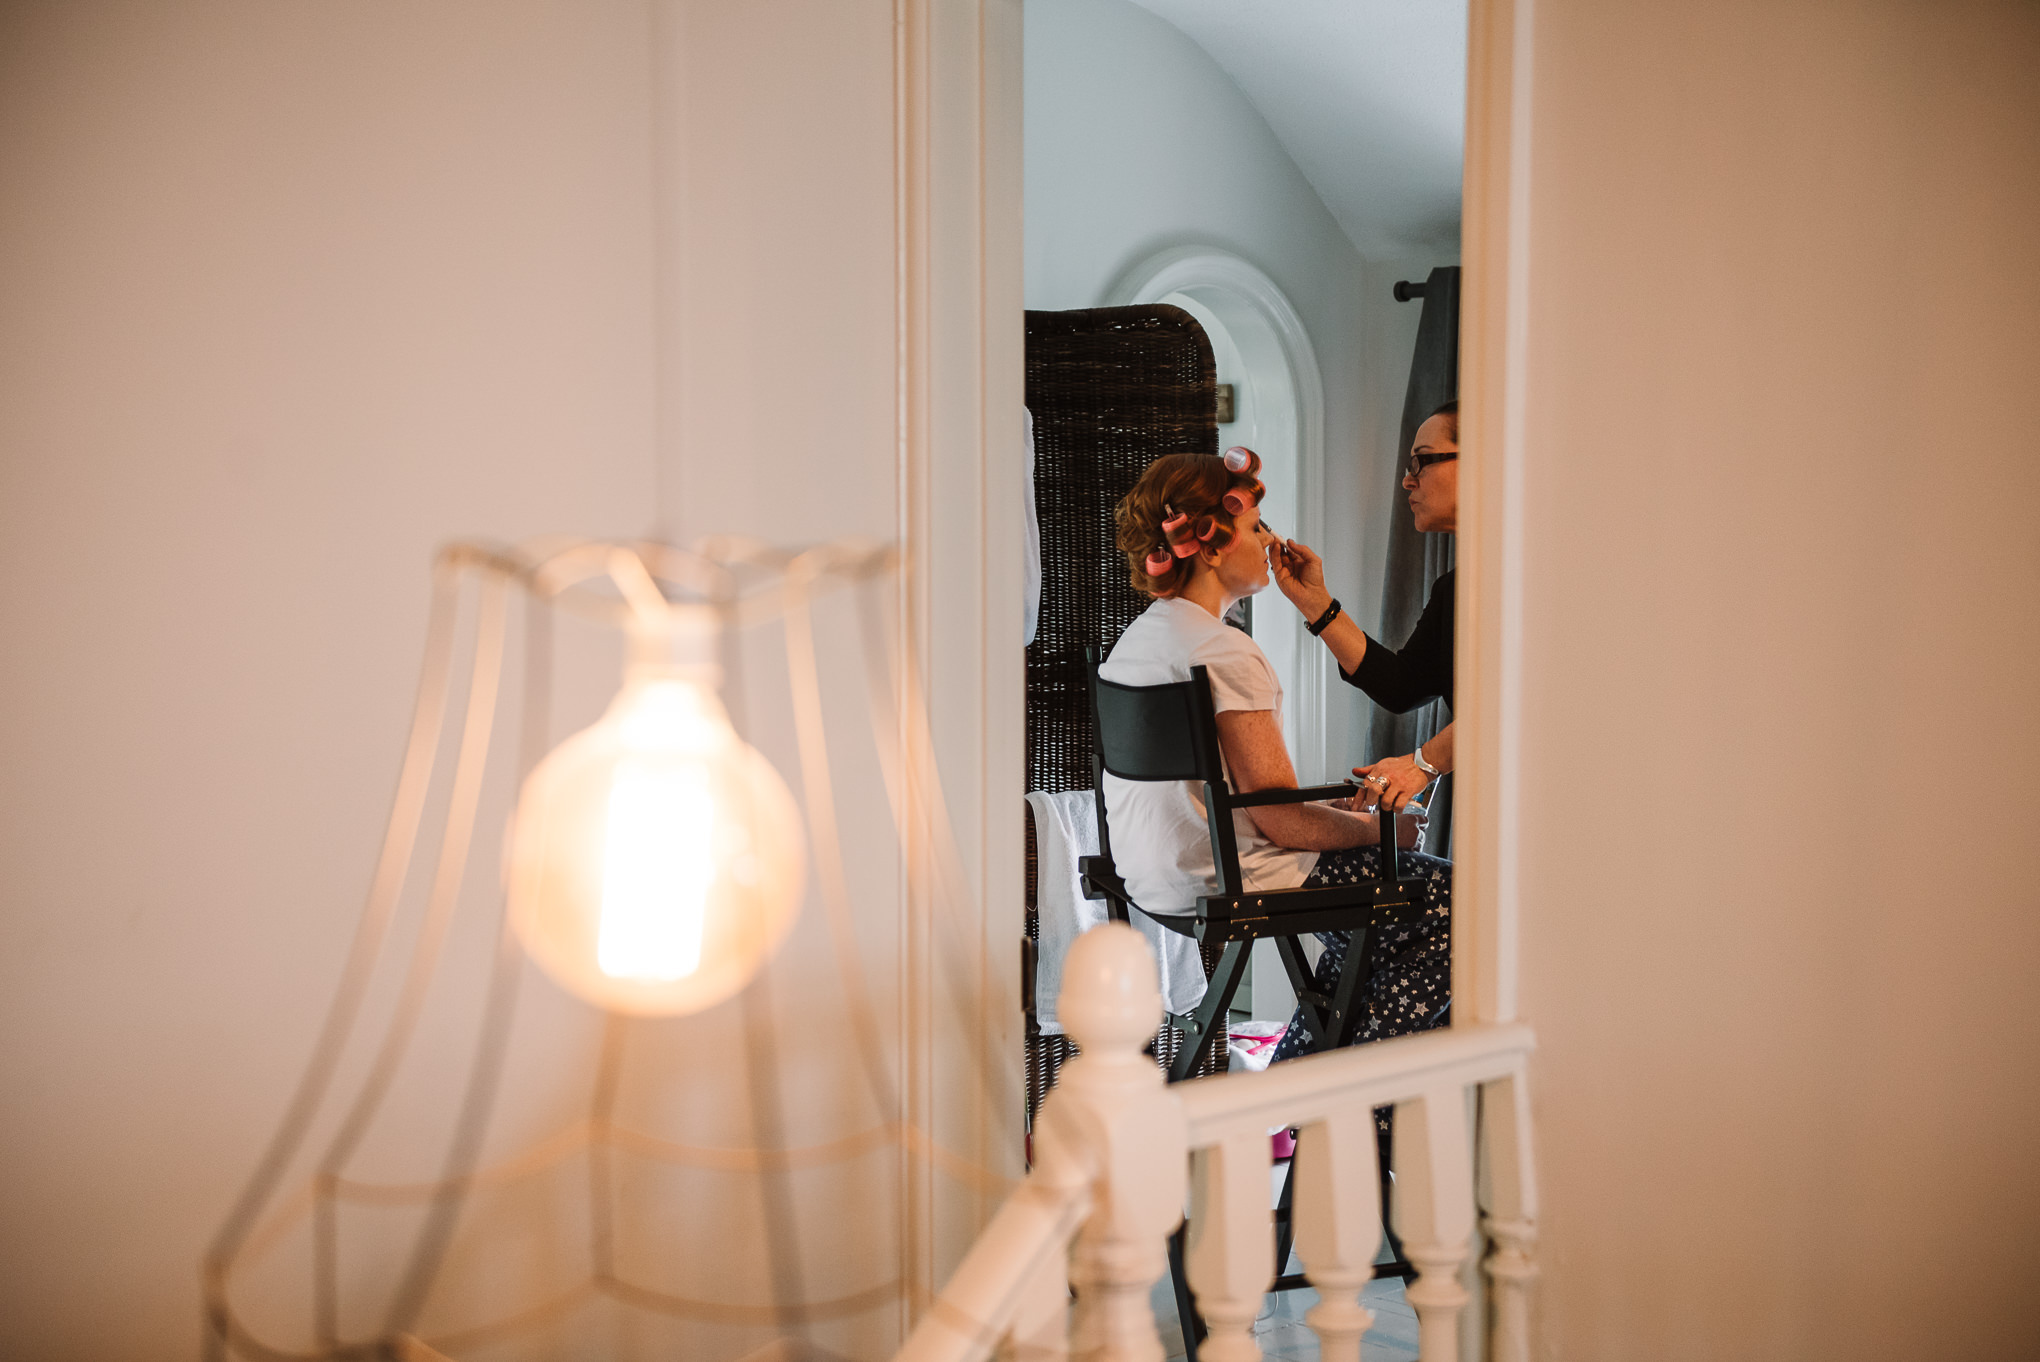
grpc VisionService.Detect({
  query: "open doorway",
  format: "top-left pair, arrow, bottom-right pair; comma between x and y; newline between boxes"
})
1020,3 -> 1475,1353
1023,0 -> 1469,1001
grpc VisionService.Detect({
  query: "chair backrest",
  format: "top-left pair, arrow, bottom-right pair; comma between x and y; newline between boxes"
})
1085,650 -> 1245,898
1088,665 -> 1225,785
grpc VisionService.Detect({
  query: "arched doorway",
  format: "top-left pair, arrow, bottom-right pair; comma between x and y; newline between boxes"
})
1106,248 -> 1329,780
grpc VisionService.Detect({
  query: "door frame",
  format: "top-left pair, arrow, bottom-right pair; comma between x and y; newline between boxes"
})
897,0 -> 1536,1307
1452,0 -> 1536,1026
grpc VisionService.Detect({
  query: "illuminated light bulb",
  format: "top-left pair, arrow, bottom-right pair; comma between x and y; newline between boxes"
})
508,661 -> 805,1017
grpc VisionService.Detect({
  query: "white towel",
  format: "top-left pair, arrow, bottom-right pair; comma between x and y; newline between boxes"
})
1027,789 -> 1206,1034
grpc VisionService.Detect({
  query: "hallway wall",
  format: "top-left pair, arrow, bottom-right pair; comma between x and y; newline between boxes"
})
1513,2 -> 2040,1357
0,2 -> 929,1357
0,4 -> 657,1355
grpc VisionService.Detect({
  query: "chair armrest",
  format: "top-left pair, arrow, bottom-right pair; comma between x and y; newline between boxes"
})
1194,880 -> 1429,936
1078,855 -> 1129,905
1227,782 -> 1359,808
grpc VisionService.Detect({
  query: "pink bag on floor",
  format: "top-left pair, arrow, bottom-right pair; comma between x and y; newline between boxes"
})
1226,1019 -> 1287,1071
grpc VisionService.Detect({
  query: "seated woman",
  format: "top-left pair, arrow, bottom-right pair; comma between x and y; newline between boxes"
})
1099,448 -> 1452,1070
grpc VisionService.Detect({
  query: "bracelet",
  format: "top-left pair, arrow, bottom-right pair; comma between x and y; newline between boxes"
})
1306,597 -> 1342,637
1411,744 -> 1440,777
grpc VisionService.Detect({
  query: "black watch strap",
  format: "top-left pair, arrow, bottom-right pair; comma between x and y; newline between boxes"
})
1307,597 -> 1343,636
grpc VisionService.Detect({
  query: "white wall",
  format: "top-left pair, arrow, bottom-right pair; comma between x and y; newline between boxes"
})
1024,0 -> 1456,770
0,2 -> 972,1358
1513,2 -> 2040,1357
0,3 -> 656,1355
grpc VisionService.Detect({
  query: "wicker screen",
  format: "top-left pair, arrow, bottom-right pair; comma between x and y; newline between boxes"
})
1023,306 -> 1226,1123
1024,306 -> 1220,791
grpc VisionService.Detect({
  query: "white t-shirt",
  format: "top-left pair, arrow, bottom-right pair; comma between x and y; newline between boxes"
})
1098,597 -> 1319,918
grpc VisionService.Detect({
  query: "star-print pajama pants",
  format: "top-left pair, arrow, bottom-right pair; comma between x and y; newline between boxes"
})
1266,844 -> 1452,1135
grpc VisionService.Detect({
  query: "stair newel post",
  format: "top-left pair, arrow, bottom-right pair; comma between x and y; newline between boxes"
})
1039,924 -> 1187,1362
1393,1085 -> 1476,1362
1292,1108 -> 1380,1362
1479,1068 -> 1538,1362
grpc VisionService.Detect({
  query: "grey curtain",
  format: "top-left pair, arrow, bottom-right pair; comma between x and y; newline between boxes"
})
1366,266 -> 1459,853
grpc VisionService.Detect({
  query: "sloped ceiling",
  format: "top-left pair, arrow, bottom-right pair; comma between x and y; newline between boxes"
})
1125,0 -> 1466,257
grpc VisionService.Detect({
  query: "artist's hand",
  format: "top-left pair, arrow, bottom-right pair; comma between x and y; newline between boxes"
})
1269,536 -> 1330,618
1353,754 -> 1432,813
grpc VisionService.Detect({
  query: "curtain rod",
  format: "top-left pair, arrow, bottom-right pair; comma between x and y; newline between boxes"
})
1393,280 -> 1427,302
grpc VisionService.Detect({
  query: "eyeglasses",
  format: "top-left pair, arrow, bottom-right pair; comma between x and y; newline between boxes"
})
1405,449 -> 1459,479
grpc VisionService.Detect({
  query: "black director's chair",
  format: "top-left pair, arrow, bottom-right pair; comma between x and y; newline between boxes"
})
1079,650 -> 1428,1361
1079,652 -> 1427,1082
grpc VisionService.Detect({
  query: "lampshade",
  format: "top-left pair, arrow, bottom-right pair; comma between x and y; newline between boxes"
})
206,537 -> 962,1362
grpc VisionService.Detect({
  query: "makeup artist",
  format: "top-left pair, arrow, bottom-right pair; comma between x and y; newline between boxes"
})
1270,399 -> 1458,814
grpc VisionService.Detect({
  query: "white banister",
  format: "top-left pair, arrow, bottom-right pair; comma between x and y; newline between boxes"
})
899,924 -> 1184,1362
897,1178 -> 1087,1362
897,926 -> 1536,1362
1174,1025 -> 1537,1140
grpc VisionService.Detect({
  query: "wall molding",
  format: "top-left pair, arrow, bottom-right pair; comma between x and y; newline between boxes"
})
896,0 -> 1027,1323
1455,0 -> 1535,1026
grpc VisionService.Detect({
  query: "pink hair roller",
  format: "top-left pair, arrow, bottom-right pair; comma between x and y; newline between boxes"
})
1161,511 -> 1190,535
1223,446 -> 1260,474
1194,515 -> 1220,542
1145,549 -> 1174,575
1222,489 -> 1251,516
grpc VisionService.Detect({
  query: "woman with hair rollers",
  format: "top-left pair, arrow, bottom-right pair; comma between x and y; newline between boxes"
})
1099,446 -> 1452,1073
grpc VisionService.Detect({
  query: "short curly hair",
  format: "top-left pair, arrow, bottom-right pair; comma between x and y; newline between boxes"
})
1114,449 -> 1266,597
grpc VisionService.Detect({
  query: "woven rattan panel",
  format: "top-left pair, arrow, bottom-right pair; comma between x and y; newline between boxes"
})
1024,306 -> 1227,1126
1025,306 -> 1220,794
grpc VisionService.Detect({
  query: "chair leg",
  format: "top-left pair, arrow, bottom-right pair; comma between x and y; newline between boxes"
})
1168,940 -> 1248,1084
1374,1112 -> 1417,1283
1273,1149 -> 1297,1279
1273,934 -> 1330,1051
1326,927 -> 1374,1049
1168,1221 -> 1204,1362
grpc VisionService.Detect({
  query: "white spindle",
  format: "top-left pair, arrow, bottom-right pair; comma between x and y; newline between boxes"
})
1045,925 -> 1187,1362
1478,1072 -> 1538,1362
1393,1085 -> 1476,1361
1184,1130 -> 1274,1361
1292,1109 -> 1380,1362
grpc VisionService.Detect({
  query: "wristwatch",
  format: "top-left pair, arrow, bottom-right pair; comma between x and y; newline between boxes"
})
1306,597 -> 1342,637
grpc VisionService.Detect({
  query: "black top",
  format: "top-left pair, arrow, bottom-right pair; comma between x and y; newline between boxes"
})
1343,569 -> 1453,714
